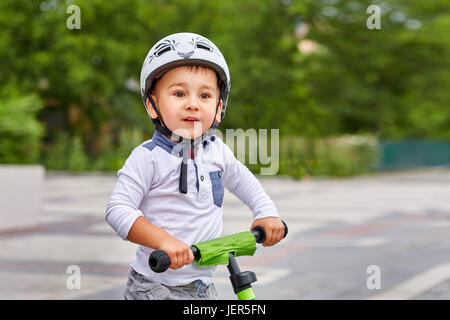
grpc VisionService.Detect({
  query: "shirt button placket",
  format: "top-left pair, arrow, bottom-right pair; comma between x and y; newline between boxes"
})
198,173 -> 209,202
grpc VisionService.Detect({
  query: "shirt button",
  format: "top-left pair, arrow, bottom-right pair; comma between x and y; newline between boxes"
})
200,175 -> 204,181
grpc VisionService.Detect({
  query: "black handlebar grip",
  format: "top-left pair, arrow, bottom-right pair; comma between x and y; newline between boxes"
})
149,250 -> 171,273
252,220 -> 288,244
252,226 -> 266,243
191,246 -> 200,259
282,220 -> 288,238
149,246 -> 200,273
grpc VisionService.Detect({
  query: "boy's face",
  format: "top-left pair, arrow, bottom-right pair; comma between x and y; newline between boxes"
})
147,66 -> 222,140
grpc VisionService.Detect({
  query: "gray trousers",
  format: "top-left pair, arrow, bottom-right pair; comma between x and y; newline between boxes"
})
124,268 -> 218,300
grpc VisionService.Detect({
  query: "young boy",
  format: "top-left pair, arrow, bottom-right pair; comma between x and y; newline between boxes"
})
106,32 -> 285,300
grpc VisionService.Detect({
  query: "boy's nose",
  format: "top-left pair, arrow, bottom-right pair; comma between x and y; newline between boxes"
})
185,97 -> 199,111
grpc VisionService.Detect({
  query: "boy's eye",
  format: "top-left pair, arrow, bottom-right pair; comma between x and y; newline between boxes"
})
200,93 -> 211,99
174,91 -> 184,97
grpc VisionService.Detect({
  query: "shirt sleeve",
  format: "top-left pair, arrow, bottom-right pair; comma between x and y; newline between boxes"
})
105,145 -> 156,240
220,141 -> 279,220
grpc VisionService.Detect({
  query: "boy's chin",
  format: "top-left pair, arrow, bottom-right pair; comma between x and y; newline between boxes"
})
171,128 -> 206,141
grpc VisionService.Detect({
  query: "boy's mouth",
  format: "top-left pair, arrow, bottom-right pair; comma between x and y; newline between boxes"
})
182,117 -> 200,124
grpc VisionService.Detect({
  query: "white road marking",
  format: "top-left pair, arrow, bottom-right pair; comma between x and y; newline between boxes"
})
366,261 -> 450,300
296,237 -> 388,248
213,267 -> 291,286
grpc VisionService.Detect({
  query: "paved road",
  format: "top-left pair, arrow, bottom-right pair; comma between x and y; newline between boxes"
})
0,168 -> 449,299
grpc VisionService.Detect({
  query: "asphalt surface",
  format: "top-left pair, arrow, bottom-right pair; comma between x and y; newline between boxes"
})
0,167 -> 449,300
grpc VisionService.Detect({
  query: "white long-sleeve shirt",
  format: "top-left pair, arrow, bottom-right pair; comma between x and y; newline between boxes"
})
105,130 -> 279,286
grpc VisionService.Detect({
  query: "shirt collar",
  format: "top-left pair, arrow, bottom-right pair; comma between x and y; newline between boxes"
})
152,128 -> 217,156
152,130 -> 178,154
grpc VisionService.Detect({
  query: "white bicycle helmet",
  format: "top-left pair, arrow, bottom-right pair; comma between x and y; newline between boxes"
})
140,32 -> 231,129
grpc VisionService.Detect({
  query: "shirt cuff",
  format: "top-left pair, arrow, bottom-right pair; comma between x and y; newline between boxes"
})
118,209 -> 144,240
253,210 -> 280,221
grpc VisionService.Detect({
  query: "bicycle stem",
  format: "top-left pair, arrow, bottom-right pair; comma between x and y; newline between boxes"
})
227,252 -> 257,300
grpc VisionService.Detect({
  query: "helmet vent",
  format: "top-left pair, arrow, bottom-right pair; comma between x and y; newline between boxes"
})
155,45 -> 172,57
196,42 -> 213,52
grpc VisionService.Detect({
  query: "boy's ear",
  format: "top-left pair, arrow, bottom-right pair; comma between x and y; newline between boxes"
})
215,99 -> 223,123
146,96 -> 158,120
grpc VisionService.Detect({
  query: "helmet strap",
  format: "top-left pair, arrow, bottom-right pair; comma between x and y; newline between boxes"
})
210,82 -> 226,129
146,92 -> 183,143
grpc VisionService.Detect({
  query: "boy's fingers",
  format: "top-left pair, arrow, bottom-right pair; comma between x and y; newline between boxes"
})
263,229 -> 273,246
170,254 -> 178,270
188,250 -> 194,264
179,251 -> 186,268
185,250 -> 191,265
273,228 -> 282,245
264,224 -> 284,246
272,230 -> 281,245
276,228 -> 284,243
173,250 -> 186,269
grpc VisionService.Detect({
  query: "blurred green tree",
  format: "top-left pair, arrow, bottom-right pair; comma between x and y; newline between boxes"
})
0,0 -> 448,171
0,91 -> 45,164
289,0 -> 450,139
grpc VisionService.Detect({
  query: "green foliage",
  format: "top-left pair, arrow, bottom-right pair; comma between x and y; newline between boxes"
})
91,127 -> 145,172
245,134 -> 378,179
43,130 -> 70,170
0,0 -> 448,175
67,135 -> 89,172
289,0 -> 450,139
43,132 -> 89,172
0,91 -> 45,164
307,135 -> 379,177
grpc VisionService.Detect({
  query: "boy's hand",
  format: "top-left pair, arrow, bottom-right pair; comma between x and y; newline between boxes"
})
157,236 -> 194,270
250,217 -> 285,247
